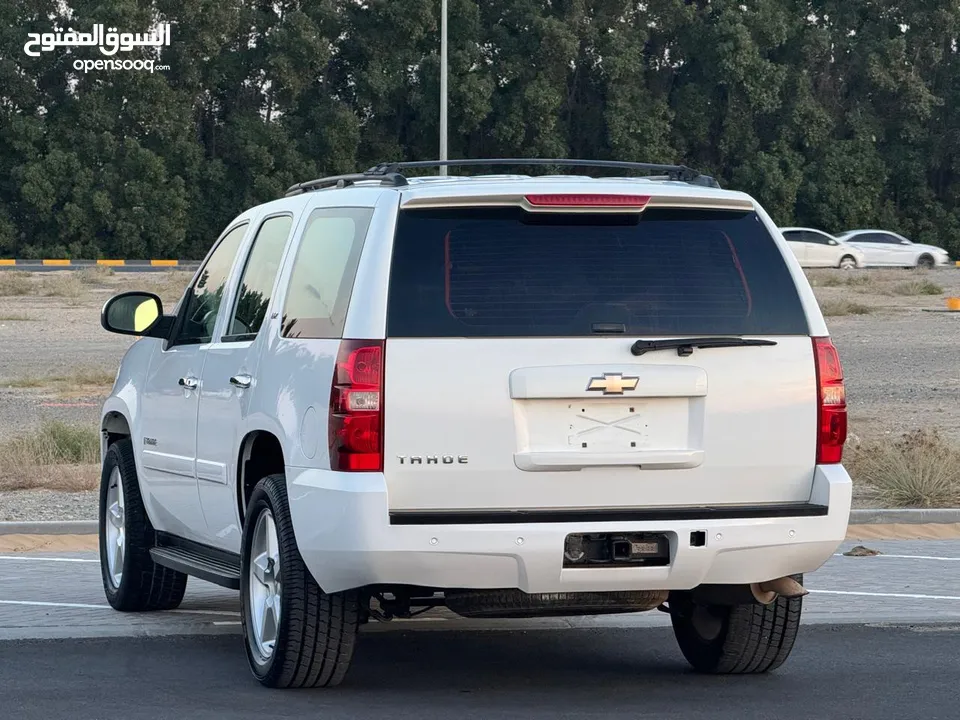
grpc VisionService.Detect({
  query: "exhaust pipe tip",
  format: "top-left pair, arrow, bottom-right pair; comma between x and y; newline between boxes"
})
689,576 -> 808,607
749,583 -> 778,605
757,576 -> 809,600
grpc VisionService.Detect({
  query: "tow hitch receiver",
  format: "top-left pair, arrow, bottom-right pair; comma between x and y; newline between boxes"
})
563,532 -> 670,568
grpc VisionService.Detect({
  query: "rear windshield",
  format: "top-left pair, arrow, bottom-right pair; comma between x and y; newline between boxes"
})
386,206 -> 809,338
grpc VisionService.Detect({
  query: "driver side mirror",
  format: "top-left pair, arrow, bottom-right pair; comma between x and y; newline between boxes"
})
901,239 -> 911,245
101,291 -> 174,339
828,239 -> 838,245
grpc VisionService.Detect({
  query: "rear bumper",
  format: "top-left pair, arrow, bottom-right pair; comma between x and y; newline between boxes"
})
287,464 -> 852,595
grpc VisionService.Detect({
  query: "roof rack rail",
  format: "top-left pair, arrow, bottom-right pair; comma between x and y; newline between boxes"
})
284,172 -> 408,197
283,158 -> 719,197
366,159 -> 720,187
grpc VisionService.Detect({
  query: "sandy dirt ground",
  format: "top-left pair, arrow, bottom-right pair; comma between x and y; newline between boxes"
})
0,270 -> 191,440
0,266 -> 958,519
0,534 -> 100,552
4,523 -> 959,553
3,267 -> 958,442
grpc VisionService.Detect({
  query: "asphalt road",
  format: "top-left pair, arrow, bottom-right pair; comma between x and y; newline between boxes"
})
2,538 -> 960,719
6,624 -> 959,720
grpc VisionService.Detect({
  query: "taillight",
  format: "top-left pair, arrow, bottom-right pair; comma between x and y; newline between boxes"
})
524,194 -> 651,209
329,340 -> 384,471
813,336 -> 846,463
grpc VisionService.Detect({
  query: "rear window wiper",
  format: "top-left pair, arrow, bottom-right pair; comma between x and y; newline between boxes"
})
630,337 -> 778,357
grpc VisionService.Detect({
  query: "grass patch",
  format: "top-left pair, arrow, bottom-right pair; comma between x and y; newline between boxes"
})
820,299 -> 874,316
847,429 -> 960,508
843,273 -> 876,287
0,421 -> 100,491
76,265 -> 115,284
891,279 -> 943,296
0,271 -> 33,296
0,313 -> 35,322
37,273 -> 86,299
807,271 -> 877,289
0,271 -> 89,300
2,367 -> 116,393
810,274 -> 846,288
0,269 -> 107,299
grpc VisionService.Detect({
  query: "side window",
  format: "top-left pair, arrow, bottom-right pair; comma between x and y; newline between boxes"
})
782,231 -> 801,242
224,215 -> 293,342
281,207 -> 375,338
174,223 -> 248,345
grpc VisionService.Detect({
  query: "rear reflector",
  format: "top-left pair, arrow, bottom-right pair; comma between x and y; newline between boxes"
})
329,340 -> 384,471
524,194 -> 651,208
813,336 -> 846,464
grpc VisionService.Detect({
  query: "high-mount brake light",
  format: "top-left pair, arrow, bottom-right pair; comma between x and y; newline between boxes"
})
329,340 -> 384,471
524,194 -> 651,208
813,337 -> 846,464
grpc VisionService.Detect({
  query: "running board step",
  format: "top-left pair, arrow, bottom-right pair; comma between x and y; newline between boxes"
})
150,546 -> 241,590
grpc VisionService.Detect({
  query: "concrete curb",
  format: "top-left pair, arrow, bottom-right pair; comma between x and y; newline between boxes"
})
2,510 -> 960,536
848,509 -> 960,525
0,521 -> 97,535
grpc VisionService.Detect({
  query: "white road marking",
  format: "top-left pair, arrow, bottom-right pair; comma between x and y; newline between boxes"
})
811,589 -> 960,601
0,600 -> 107,610
0,556 -> 98,563
213,621 -> 241,626
835,553 -> 960,561
0,599 -> 239,616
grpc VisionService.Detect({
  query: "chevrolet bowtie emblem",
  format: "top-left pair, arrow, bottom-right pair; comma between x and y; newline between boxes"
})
586,373 -> 639,395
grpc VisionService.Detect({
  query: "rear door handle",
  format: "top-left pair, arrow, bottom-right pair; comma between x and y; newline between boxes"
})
178,376 -> 199,390
229,374 -> 253,389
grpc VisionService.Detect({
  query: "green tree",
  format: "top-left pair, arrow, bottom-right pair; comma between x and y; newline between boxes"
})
0,0 -> 959,258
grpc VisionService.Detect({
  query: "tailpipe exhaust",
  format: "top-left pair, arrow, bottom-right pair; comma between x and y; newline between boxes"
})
755,576 -> 808,601
691,576 -> 808,607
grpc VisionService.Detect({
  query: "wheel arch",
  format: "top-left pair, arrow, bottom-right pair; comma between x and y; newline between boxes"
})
100,397 -> 135,460
237,429 -> 287,528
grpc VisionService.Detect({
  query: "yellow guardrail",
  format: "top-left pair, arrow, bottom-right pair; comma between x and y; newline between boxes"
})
0,259 -> 188,267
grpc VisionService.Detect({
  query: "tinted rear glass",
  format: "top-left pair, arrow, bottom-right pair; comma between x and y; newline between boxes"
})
386,206 -> 809,337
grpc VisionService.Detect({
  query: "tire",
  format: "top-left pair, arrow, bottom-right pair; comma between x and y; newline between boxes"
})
240,473 -> 361,688
838,255 -> 857,270
99,438 -> 188,611
668,576 -> 803,674
917,254 -> 935,269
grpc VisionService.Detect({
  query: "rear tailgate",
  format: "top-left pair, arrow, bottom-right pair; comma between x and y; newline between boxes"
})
382,194 -> 817,513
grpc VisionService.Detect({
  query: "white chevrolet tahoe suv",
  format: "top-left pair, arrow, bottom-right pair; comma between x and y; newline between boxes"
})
97,159 -> 852,688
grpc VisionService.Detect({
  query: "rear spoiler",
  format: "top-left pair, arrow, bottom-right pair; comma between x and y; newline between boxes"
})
400,194 -> 755,213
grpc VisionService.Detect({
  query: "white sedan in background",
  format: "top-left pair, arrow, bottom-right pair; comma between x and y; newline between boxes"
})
837,229 -> 951,269
780,227 -> 867,269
